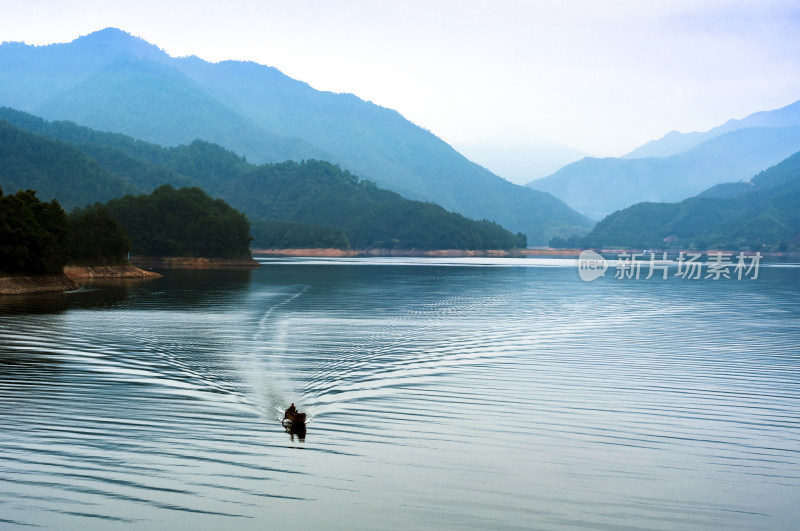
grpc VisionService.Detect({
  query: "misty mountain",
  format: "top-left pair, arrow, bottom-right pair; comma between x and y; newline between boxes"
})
527,126 -> 800,220
580,150 -> 800,251
0,28 -> 591,244
0,112 -> 526,250
622,99 -> 800,159
34,59 -> 332,164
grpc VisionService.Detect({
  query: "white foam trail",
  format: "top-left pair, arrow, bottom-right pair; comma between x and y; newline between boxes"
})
243,285 -> 310,419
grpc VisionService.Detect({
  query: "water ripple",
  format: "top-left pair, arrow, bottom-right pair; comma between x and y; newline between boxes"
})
1,261 -> 799,529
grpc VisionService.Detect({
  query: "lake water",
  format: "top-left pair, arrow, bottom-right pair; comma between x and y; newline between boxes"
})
1,256 -> 799,530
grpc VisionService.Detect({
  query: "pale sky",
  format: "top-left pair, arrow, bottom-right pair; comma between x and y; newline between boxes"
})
2,0 -> 800,156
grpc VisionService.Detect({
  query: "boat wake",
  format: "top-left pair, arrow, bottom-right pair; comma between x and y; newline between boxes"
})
244,285 -> 311,421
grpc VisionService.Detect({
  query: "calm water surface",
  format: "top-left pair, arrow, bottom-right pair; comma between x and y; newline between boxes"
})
1,257 -> 799,530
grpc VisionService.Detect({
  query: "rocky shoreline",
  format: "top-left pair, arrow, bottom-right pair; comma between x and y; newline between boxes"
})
0,274 -> 79,295
1,265 -> 160,295
64,264 -> 162,280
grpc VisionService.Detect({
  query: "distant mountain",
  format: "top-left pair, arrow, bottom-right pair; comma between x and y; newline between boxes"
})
453,138 -> 585,185
623,99 -> 800,159
580,150 -> 800,251
0,112 -> 526,250
0,28 -> 591,244
527,126 -> 800,220
621,130 -> 709,160
696,181 -> 753,199
34,59 -> 331,164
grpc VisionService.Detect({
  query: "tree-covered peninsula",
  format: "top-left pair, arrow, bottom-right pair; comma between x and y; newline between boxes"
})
0,187 -> 136,276
1,182 -> 250,294
103,185 -> 252,258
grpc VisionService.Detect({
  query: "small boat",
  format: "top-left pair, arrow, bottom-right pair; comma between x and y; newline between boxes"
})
282,404 -> 307,440
283,410 -> 307,424
283,404 -> 306,425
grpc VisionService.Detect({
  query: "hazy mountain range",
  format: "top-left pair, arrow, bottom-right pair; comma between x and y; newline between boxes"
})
0,111 -> 526,250
623,100 -> 800,159
580,149 -> 800,251
0,27 -> 591,244
527,100 -> 800,220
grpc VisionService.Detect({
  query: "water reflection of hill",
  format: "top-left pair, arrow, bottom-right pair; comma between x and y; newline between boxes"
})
0,269 -> 254,315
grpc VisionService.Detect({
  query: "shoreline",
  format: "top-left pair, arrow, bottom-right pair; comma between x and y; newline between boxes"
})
130,256 -> 261,269
1,264 -> 159,296
251,248 -> 573,258
2,255 -> 262,296
251,247 -> 800,258
0,274 -> 78,295
1,264 -> 160,296
64,264 -> 162,280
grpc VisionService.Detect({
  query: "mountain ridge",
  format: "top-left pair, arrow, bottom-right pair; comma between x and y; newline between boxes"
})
0,27 -> 591,244
578,149 -> 800,251
528,125 -> 800,220
622,99 -> 800,159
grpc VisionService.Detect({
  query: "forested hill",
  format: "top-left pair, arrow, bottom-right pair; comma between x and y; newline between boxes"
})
0,111 -> 525,250
0,28 -> 592,244
0,119 -> 137,209
576,150 -> 800,251
210,159 -> 527,250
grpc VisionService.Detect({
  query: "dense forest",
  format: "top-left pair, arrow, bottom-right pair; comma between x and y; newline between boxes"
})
1,183 -> 251,276
0,119 -> 137,210
222,159 -> 527,250
0,187 -> 70,275
0,109 -> 528,250
103,185 -> 252,258
68,205 -> 131,264
251,220 -> 350,250
555,150 -> 800,251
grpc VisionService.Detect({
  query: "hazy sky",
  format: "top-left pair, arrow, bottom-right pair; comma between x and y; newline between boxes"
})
2,0 -> 800,156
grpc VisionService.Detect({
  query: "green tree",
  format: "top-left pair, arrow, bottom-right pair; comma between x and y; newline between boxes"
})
69,205 -> 132,264
104,185 -> 252,257
250,219 -> 351,249
0,187 -> 70,274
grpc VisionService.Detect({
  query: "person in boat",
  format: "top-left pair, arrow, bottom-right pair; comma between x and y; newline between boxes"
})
284,403 -> 307,426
